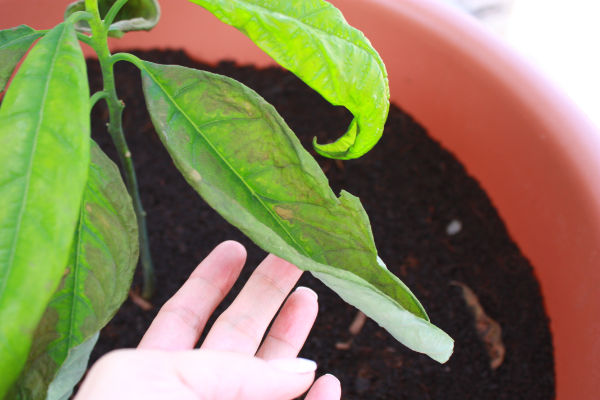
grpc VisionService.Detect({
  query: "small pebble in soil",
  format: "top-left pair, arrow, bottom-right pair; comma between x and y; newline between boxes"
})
446,219 -> 463,235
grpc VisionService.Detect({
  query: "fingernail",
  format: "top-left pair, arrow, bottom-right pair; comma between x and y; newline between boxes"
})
269,358 -> 317,374
294,286 -> 318,301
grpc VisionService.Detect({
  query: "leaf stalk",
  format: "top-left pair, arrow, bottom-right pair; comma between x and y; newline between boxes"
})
104,0 -> 130,29
89,90 -> 109,110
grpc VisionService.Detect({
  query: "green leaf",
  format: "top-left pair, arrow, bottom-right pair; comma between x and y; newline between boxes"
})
0,22 -> 90,397
139,61 -> 453,362
8,143 -> 138,400
65,0 -> 160,34
0,25 -> 43,93
45,333 -> 99,400
188,0 -> 389,160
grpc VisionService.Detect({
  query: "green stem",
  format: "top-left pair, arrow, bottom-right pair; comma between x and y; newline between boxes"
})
89,90 -> 109,111
77,32 -> 93,46
86,0 -> 156,299
104,0 -> 129,29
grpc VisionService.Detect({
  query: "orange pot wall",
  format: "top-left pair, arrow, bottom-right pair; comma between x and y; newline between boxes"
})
1,0 -> 599,397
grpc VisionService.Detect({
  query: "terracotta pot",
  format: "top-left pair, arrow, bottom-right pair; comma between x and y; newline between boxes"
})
1,0 -> 599,397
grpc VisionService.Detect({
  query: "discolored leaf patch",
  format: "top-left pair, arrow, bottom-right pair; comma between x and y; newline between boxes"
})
9,142 -> 138,399
139,60 -> 453,362
0,21 -> 90,396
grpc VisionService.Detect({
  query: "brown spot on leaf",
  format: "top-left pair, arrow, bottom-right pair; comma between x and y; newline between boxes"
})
274,206 -> 294,220
189,169 -> 202,182
451,281 -> 505,369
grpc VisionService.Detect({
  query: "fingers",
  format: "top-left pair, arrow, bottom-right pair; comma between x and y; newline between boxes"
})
173,350 -> 316,400
77,349 -> 339,400
305,374 -> 342,400
138,241 -> 246,350
201,254 -> 303,354
256,286 -> 318,360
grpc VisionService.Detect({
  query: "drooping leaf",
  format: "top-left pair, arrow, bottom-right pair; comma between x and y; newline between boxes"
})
8,142 -> 138,400
140,61 -> 453,362
0,25 -> 43,93
188,0 -> 389,160
45,333 -> 99,400
0,22 -> 90,397
65,0 -> 160,34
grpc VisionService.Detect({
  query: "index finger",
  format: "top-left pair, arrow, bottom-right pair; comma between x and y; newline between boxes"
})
138,240 -> 246,350
200,254 -> 303,354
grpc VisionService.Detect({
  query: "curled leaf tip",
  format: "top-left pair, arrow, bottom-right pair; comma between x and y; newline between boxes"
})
312,118 -> 359,160
313,136 -> 349,159
313,113 -> 386,160
189,0 -> 389,160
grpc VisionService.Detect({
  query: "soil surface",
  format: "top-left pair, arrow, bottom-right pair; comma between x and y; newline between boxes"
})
87,50 -> 555,399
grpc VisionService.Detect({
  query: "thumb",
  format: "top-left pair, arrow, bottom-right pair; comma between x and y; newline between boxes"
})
173,350 -> 316,400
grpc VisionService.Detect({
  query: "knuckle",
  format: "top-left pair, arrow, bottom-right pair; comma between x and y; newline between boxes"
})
161,302 -> 205,332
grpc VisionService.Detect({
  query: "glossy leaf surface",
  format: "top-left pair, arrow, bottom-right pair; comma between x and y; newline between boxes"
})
9,143 -> 138,400
66,0 -> 160,33
140,61 -> 453,362
0,25 -> 43,92
189,0 -> 389,160
0,22 -> 90,397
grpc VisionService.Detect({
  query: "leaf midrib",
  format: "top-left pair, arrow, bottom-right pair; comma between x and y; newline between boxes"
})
65,199 -> 86,356
0,24 -> 67,300
145,67 -> 428,321
145,66 -> 311,260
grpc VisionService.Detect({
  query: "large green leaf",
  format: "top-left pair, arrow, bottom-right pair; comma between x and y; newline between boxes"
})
189,0 -> 389,160
8,143 -> 138,400
140,61 -> 453,362
65,0 -> 160,34
0,22 -> 90,397
0,25 -> 43,93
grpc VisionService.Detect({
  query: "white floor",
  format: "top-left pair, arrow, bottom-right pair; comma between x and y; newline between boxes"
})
438,0 -> 600,131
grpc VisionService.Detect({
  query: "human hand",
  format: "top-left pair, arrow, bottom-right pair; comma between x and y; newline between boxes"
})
75,241 -> 341,400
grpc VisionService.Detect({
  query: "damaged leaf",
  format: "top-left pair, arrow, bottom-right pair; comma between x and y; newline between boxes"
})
0,21 -> 90,397
9,142 -> 138,399
139,60 -> 453,363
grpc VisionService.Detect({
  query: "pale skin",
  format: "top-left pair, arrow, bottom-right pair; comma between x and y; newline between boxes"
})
75,241 -> 341,400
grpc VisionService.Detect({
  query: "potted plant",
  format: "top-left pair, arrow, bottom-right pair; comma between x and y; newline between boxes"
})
1,0 -> 598,399
1,0 -> 456,398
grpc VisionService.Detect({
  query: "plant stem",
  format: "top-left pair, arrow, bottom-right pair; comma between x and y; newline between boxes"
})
86,0 -> 156,299
89,90 -> 109,111
104,0 -> 129,28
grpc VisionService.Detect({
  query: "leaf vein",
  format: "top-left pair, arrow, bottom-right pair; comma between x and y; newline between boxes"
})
145,65 -> 311,258
0,24 -> 68,299
228,0 -> 385,79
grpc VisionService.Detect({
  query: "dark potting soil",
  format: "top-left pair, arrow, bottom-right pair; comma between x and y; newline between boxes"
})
87,50 -> 555,399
